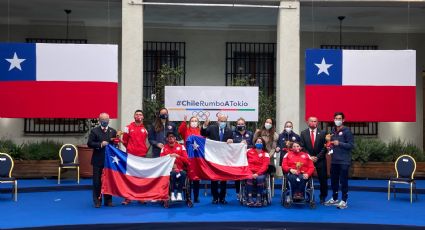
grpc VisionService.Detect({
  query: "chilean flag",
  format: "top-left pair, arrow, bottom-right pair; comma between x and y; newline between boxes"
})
102,145 -> 175,200
186,135 -> 251,181
0,43 -> 118,118
305,49 -> 416,122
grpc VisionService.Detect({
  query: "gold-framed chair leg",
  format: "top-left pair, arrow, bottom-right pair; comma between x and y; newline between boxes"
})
77,166 -> 80,184
410,183 -> 413,203
14,180 -> 17,202
387,180 -> 391,200
58,167 -> 61,184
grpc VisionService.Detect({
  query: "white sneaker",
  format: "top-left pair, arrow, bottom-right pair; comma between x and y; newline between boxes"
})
324,198 -> 339,206
337,200 -> 348,209
176,193 -> 183,201
170,193 -> 176,201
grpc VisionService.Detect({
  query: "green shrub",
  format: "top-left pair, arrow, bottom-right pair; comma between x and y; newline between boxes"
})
20,140 -> 62,160
0,139 -> 62,160
352,137 -> 388,163
387,139 -> 424,162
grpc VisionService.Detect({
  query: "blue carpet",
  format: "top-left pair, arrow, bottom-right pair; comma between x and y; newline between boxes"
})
0,187 -> 424,229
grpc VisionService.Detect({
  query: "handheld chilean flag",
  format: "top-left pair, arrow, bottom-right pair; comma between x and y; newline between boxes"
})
186,135 -> 251,181
0,43 -> 118,118
102,145 -> 175,201
305,49 -> 416,122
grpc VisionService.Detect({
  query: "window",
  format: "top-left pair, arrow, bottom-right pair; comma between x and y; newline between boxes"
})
226,42 -> 276,96
143,41 -> 186,99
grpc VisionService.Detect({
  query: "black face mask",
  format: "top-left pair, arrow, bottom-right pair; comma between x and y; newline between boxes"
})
159,114 -> 168,119
236,125 -> 246,131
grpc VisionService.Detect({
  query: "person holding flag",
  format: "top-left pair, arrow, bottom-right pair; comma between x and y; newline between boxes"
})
201,114 -> 233,204
160,132 -> 190,201
178,115 -> 202,203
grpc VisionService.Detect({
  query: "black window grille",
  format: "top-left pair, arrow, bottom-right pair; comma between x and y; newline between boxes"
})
319,44 -> 378,136
225,42 -> 276,96
143,41 -> 186,99
24,38 -> 90,134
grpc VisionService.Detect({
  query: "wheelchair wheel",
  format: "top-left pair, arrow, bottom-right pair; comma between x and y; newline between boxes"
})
266,175 -> 272,205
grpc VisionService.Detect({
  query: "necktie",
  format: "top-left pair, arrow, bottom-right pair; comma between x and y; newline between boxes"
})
219,128 -> 224,141
310,130 -> 315,147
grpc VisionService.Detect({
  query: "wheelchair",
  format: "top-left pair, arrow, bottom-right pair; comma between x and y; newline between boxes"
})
281,173 -> 316,209
163,174 -> 193,208
239,173 -> 272,207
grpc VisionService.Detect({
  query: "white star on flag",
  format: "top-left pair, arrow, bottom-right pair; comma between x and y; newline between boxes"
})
314,57 -> 333,76
192,141 -> 199,151
111,155 -> 120,164
5,52 -> 26,71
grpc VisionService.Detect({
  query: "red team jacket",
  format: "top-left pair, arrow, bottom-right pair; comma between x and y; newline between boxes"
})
246,148 -> 270,175
178,121 -> 201,142
122,122 -> 148,157
282,151 -> 315,177
160,143 -> 190,171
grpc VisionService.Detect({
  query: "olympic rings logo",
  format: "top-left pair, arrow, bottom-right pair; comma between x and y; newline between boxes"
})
192,111 -> 210,120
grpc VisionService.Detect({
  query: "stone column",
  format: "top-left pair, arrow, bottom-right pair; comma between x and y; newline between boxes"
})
276,0 -> 301,133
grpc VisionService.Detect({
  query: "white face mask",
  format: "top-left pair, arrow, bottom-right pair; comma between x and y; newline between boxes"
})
285,127 -> 292,133
264,123 -> 272,130
190,121 -> 198,128
219,122 -> 227,129
334,120 -> 343,127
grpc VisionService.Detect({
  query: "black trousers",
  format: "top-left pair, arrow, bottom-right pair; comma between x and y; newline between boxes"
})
92,166 -> 112,205
235,180 -> 240,194
314,160 -> 328,200
211,180 -> 227,201
331,163 -> 350,202
192,180 -> 200,200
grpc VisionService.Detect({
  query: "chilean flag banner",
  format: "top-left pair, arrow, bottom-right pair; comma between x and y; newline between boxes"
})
186,135 -> 251,181
305,49 -> 416,122
102,145 -> 175,201
0,43 -> 118,118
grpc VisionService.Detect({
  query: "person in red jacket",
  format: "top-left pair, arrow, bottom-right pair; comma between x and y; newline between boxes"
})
122,110 -> 148,157
121,109 -> 149,205
160,132 -> 190,201
246,137 -> 270,206
178,115 -> 202,203
282,142 -> 315,200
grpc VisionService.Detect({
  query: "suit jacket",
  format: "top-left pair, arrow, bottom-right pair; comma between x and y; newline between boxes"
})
87,126 -> 117,167
201,124 -> 233,142
300,128 -> 327,165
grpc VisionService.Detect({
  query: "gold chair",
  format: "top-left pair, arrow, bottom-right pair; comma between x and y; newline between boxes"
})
0,153 -> 17,201
58,144 -> 80,184
388,154 -> 417,203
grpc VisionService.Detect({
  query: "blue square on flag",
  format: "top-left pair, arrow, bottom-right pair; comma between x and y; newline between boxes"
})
305,49 -> 342,85
0,43 -> 36,81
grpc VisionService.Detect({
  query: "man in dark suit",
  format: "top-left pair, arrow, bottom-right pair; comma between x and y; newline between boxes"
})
201,114 -> 233,204
87,112 -> 117,208
300,116 -> 328,204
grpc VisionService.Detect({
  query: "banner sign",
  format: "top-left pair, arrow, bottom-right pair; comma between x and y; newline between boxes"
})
165,86 -> 258,121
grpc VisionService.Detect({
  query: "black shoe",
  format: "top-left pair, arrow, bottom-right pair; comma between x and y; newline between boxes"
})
194,198 -> 200,203
212,199 -> 219,204
104,201 -> 114,207
320,198 -> 325,204
219,199 -> 228,204
94,202 -> 101,208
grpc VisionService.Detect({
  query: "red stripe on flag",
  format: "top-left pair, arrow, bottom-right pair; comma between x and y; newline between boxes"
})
102,169 -> 170,201
0,81 -> 117,118
305,85 -> 416,122
189,158 -> 252,181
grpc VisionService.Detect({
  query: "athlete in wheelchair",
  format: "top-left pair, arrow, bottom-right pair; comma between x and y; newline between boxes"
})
281,141 -> 316,208
160,132 -> 193,208
239,137 -> 272,207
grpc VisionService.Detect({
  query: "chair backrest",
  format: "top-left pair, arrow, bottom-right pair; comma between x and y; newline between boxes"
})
0,153 -> 14,178
395,154 -> 416,179
59,144 -> 78,164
